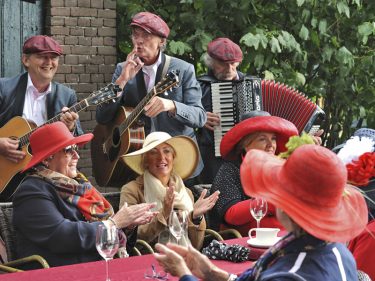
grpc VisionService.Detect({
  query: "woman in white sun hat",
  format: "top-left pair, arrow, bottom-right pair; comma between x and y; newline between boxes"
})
120,132 -> 220,249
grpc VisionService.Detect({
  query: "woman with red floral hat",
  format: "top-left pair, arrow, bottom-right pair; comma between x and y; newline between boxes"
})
336,127 -> 375,280
153,144 -> 368,281
209,111 -> 298,236
13,122 -> 158,267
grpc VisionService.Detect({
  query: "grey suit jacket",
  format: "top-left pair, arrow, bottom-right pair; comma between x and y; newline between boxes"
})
0,72 -> 83,135
96,53 -> 206,177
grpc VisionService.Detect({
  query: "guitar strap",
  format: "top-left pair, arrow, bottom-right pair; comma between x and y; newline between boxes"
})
162,55 -> 171,77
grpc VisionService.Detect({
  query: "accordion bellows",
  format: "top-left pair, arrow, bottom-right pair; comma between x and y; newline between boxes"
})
211,76 -> 325,157
261,79 -> 325,134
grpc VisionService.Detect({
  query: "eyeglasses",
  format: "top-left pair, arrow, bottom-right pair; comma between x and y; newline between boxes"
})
144,264 -> 169,280
63,145 -> 79,155
131,31 -> 153,40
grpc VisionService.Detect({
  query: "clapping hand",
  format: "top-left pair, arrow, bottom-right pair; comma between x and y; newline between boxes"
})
192,189 -> 220,219
162,184 -> 175,222
154,243 -> 228,281
113,202 -> 158,229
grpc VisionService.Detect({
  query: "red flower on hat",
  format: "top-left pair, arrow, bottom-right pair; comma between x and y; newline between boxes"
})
346,152 -> 375,186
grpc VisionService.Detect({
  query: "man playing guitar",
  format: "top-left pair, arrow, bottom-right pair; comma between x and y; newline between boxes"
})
0,35 -> 82,164
95,12 -> 206,186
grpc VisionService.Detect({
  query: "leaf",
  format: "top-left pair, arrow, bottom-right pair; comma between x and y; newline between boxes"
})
337,1 -> 350,18
336,46 -> 354,67
254,54 -> 265,69
299,24 -> 309,40
241,33 -> 260,49
322,46 -> 334,62
297,0 -> 305,7
270,36 -> 281,53
358,22 -> 375,44
318,19 -> 327,34
264,70 -> 275,80
168,40 -> 192,56
311,17 -> 318,28
295,71 -> 306,86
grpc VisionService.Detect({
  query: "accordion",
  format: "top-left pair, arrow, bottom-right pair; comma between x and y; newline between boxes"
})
211,76 -> 325,157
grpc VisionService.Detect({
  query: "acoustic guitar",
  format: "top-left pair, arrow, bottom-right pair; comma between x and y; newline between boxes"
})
0,83 -> 121,200
91,70 -> 179,187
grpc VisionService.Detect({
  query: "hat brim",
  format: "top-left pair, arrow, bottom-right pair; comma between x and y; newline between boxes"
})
121,135 -> 198,180
220,116 -> 299,160
240,149 -> 368,242
22,133 -> 93,172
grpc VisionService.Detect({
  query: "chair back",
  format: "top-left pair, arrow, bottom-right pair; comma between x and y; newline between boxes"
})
0,203 -> 16,261
102,192 -> 121,213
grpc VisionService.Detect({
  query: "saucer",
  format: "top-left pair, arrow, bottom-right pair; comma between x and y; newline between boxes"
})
247,237 -> 281,248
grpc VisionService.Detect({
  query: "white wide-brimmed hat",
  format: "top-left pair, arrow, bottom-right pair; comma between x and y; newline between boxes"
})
121,132 -> 198,179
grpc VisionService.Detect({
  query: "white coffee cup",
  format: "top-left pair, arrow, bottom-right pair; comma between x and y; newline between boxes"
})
248,228 -> 280,243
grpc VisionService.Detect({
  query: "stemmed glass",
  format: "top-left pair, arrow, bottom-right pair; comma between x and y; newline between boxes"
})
96,224 -> 119,281
168,210 -> 188,245
250,198 -> 268,228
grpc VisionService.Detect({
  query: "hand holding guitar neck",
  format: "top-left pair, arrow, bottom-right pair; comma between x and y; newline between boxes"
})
115,49 -> 144,90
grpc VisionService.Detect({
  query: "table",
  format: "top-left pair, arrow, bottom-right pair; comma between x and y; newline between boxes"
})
0,252 -> 253,281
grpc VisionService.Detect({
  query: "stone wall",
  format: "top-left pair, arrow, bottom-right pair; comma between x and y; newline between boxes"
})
45,0 -> 117,190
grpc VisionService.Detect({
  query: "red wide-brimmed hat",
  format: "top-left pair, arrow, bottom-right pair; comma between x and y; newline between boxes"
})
22,122 -> 93,171
240,144 -> 368,242
130,12 -> 170,38
23,35 -> 63,56
220,116 -> 298,160
207,37 -> 243,63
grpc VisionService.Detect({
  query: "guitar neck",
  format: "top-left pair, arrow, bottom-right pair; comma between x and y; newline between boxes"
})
19,99 -> 90,147
119,88 -> 157,134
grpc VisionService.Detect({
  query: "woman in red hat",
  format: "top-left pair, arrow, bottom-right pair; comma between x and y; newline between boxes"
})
337,128 -> 375,280
209,111 -> 298,236
12,122 -> 157,267
153,144 -> 368,281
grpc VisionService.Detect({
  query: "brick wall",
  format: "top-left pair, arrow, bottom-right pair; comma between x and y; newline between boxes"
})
45,0 -> 117,191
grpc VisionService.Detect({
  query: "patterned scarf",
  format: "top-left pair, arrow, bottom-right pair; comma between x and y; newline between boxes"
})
31,166 -> 114,221
237,232 -> 328,281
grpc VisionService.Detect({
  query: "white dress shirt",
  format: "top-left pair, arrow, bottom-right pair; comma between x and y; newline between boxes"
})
22,74 -> 51,126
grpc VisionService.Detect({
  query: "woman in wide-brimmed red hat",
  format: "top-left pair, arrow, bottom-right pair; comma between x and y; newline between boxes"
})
337,127 -> 375,280
209,111 -> 298,236
153,144 -> 368,281
13,122 -> 158,267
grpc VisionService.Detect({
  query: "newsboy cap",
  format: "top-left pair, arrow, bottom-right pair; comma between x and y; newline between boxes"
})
23,35 -> 63,56
130,12 -> 170,38
207,38 -> 243,63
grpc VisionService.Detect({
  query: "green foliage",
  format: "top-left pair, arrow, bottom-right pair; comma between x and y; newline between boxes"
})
117,0 -> 375,148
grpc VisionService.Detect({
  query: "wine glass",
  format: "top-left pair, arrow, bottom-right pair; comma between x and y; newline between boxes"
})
168,210 -> 187,245
250,198 -> 268,228
96,224 -> 119,281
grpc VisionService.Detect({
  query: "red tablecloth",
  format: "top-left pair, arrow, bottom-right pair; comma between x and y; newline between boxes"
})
0,253 -> 253,281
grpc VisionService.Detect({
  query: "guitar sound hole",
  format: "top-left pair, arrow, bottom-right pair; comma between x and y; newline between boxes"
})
112,127 -> 121,147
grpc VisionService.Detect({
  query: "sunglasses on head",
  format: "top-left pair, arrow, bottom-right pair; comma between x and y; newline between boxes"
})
63,144 -> 79,155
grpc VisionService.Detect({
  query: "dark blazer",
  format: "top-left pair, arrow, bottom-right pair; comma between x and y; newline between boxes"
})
96,53 -> 206,178
12,176 -> 137,267
0,72 -> 83,135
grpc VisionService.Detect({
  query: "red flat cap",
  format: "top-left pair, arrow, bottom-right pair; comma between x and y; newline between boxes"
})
207,37 -> 243,63
23,35 -> 63,56
130,12 -> 170,38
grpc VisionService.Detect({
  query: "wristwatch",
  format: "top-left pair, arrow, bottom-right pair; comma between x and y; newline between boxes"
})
227,273 -> 238,281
